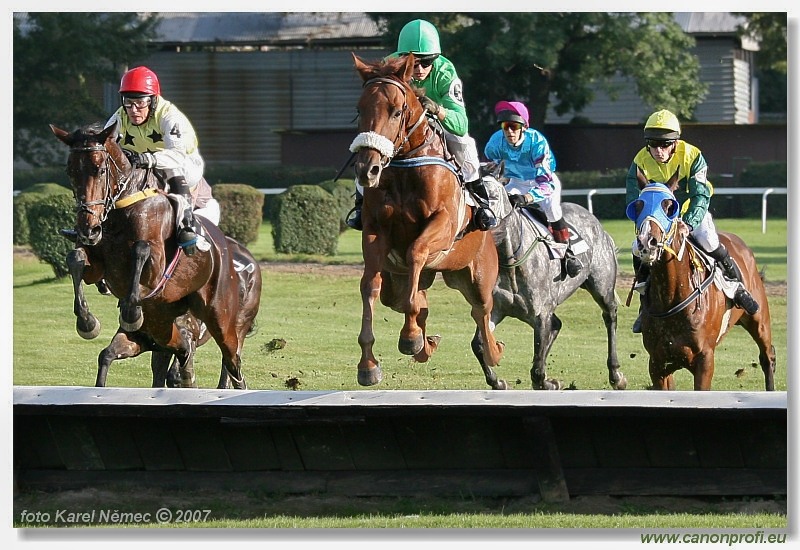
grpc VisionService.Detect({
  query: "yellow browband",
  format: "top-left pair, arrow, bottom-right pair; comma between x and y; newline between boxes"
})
114,188 -> 159,209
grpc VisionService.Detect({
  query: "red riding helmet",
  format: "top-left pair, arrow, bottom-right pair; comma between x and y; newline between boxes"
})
119,66 -> 161,97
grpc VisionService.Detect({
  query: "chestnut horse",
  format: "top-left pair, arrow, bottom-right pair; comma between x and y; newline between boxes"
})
627,180 -> 775,390
51,122 -> 261,389
350,53 -> 505,388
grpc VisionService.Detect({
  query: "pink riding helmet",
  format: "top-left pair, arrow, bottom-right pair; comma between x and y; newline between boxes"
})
494,100 -> 529,127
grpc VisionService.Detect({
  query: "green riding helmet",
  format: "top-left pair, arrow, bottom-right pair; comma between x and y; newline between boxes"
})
397,19 -> 442,58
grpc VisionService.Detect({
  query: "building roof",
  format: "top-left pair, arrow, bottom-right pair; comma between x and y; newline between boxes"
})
673,12 -> 757,49
150,12 -> 383,47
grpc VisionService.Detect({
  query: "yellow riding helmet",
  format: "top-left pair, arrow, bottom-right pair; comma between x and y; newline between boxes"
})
397,19 -> 442,57
644,109 -> 681,140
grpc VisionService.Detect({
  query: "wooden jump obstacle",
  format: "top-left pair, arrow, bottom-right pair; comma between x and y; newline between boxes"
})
14,386 -> 787,502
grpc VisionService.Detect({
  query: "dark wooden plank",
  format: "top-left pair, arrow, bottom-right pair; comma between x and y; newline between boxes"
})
523,416 -> 569,502
171,419 -> 233,472
290,424 -> 355,470
86,417 -> 145,470
692,420 -> 745,468
129,417 -> 185,471
269,426 -> 305,471
341,418 -> 407,470
551,418 -> 598,468
14,415 -> 63,470
589,417 -> 653,468
221,425 -> 282,471
565,467 -> 787,496
643,421 -> 700,468
737,420 -> 787,469
45,416 -> 104,470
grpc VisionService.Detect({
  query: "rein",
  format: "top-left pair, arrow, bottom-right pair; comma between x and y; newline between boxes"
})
645,227 -> 715,319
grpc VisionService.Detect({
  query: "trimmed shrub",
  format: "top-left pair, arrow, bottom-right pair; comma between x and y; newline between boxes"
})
27,194 -> 76,278
13,184 -> 72,246
213,183 -> 265,246
319,178 -> 357,233
271,185 -> 339,255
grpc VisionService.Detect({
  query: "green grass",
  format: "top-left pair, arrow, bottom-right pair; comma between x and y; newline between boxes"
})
12,218 -> 787,392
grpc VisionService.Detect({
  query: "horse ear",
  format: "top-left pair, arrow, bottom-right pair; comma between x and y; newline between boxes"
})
666,168 -> 681,192
352,52 -> 371,81
497,160 -> 505,177
400,53 -> 415,82
636,167 -> 649,190
50,124 -> 71,146
663,198 -> 680,219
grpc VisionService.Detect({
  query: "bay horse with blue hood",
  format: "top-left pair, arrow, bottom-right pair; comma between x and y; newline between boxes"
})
627,177 -> 775,390
350,53 -> 505,388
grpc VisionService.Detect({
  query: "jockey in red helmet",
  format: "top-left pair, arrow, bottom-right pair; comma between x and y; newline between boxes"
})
104,66 -> 215,256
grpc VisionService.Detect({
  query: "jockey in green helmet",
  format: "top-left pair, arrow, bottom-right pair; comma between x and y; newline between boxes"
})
346,19 -> 493,231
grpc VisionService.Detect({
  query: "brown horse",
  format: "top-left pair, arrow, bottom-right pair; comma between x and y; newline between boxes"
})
350,53 -> 505,388
51,122 -> 261,389
627,180 -> 775,390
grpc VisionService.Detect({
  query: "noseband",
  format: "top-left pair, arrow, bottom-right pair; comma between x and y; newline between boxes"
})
349,77 -> 428,164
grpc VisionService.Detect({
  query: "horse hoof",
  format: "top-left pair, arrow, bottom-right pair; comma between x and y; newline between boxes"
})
358,366 -> 383,386
398,335 -> 424,356
611,374 -> 628,390
77,315 -> 101,340
119,312 -> 144,332
494,379 -> 509,390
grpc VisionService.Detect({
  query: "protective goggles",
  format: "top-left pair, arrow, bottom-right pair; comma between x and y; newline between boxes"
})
501,121 -> 524,132
646,139 -> 676,150
122,97 -> 152,110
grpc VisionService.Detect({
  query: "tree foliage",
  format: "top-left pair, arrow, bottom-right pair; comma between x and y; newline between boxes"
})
734,12 -> 787,73
13,12 -> 159,166
369,12 -> 708,145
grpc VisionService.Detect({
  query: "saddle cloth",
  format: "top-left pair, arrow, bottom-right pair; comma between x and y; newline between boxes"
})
518,207 -> 590,259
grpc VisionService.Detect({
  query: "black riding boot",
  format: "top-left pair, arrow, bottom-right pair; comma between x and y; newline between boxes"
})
168,176 -> 199,256
466,179 -> 497,231
631,255 -> 650,334
709,244 -> 759,315
551,218 -> 582,277
345,190 -> 364,231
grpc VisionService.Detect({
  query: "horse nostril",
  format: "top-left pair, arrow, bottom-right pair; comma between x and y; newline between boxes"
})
369,165 -> 380,177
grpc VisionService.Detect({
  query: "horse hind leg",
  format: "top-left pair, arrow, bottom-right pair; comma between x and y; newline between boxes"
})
97,330 -> 146,387
593,290 -> 627,390
761,344 -> 776,391
67,248 -> 101,339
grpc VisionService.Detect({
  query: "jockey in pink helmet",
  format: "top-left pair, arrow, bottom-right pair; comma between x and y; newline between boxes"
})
481,100 -> 583,277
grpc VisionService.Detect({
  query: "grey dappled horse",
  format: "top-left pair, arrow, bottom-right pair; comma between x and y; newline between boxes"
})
471,162 -> 626,390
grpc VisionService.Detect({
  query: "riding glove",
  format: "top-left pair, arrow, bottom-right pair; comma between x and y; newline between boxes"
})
509,193 -> 533,208
125,150 -> 157,169
419,95 -> 440,116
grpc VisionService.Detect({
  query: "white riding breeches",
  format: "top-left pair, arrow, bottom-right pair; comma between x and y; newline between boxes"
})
505,173 -> 564,223
194,198 -> 221,226
688,209 -> 720,252
445,132 -> 480,182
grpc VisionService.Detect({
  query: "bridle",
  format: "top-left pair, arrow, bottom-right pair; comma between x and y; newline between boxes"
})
349,76 -> 432,166
68,141 -> 136,224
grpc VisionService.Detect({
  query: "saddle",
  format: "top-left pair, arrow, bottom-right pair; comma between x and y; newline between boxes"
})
684,237 -> 743,303
517,205 -> 590,260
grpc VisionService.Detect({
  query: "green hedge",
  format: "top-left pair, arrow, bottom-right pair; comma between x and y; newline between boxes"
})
27,194 -> 76,278
319,178 -> 357,233
213,183 -> 265,246
13,183 -> 73,246
271,185 -> 339,255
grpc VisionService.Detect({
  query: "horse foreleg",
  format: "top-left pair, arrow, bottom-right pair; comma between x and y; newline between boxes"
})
67,248 -> 101,340
398,260 -> 426,356
531,313 -> 561,390
691,351 -> 715,391
119,240 -> 150,332
357,268 -> 383,386
649,358 -> 676,390
150,351 -> 178,388
470,326 -> 507,390
97,330 -> 147,387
